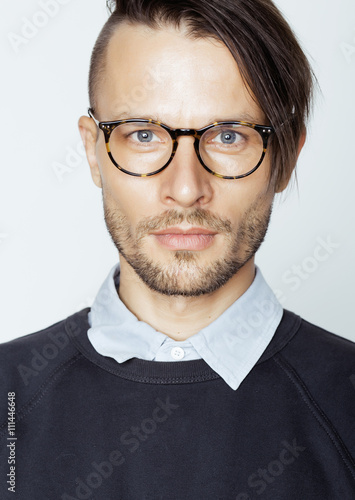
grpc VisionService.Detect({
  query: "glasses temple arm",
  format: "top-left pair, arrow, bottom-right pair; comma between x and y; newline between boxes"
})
88,107 -> 100,127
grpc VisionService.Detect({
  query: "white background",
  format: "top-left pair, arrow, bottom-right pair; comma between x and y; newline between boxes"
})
0,0 -> 354,343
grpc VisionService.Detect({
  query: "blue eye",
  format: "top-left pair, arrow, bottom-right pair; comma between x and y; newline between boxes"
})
218,131 -> 241,144
135,130 -> 154,142
223,131 -> 235,143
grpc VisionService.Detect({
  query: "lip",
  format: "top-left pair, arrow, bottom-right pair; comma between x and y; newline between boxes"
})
151,227 -> 217,250
151,226 -> 217,235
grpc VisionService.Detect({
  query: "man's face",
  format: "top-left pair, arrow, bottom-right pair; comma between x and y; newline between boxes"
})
89,22 -> 276,297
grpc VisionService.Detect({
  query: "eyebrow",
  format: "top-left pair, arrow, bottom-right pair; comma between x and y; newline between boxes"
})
108,111 -> 263,126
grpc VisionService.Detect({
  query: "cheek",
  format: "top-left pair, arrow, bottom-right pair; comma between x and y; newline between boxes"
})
96,135 -> 159,209
96,139 -> 116,192
218,164 -> 274,229
252,149 -> 272,184
222,166 -> 272,210
243,155 -> 274,203
100,170 -> 159,226
259,152 -> 274,190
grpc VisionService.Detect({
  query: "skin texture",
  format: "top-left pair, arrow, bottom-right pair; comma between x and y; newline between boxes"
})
79,22 -> 303,341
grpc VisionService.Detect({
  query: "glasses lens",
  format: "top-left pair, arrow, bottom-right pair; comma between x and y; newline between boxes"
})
109,122 -> 172,174
200,124 -> 264,177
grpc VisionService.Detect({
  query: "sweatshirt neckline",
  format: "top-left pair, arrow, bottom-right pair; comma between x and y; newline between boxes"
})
65,307 -> 301,385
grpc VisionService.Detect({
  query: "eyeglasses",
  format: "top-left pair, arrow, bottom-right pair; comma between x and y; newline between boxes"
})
88,108 -> 275,179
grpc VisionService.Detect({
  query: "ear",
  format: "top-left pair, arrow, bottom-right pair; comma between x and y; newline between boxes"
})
78,115 -> 102,188
275,129 -> 306,193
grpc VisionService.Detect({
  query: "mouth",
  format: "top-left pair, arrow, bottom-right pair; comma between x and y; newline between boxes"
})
150,226 -> 217,250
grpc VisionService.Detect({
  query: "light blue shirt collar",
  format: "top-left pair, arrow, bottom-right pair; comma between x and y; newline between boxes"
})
87,262 -> 283,390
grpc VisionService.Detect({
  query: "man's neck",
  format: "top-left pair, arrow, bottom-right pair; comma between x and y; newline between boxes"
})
117,257 -> 256,341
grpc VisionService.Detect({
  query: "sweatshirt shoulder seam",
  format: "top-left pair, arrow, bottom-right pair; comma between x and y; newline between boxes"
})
273,352 -> 355,481
0,352 -> 83,438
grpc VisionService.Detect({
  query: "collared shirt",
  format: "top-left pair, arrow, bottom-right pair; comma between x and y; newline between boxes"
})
87,262 -> 283,390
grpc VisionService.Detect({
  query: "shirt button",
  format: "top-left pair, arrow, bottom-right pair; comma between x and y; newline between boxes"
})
170,347 -> 185,360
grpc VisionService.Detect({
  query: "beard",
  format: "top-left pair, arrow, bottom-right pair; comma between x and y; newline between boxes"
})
103,193 -> 273,297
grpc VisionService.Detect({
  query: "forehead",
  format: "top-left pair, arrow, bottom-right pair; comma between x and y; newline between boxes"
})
99,22 -> 265,127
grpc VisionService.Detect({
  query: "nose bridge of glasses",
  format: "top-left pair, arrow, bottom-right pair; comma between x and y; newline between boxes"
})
171,129 -> 202,162
172,129 -> 201,156
173,129 -> 202,140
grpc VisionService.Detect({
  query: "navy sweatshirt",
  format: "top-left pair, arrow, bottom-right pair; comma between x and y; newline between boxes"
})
1,307 -> 355,499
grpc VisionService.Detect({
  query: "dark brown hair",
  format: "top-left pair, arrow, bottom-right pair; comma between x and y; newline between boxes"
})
89,0 -> 316,192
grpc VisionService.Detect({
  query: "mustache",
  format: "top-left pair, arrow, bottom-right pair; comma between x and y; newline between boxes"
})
135,208 -> 232,240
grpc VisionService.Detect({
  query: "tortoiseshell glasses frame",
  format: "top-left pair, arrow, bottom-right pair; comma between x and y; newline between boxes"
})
88,108 -> 275,180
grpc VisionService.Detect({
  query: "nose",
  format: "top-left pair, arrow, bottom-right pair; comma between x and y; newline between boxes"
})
159,135 -> 214,208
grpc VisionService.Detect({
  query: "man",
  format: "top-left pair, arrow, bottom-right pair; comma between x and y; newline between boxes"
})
1,0 -> 355,498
